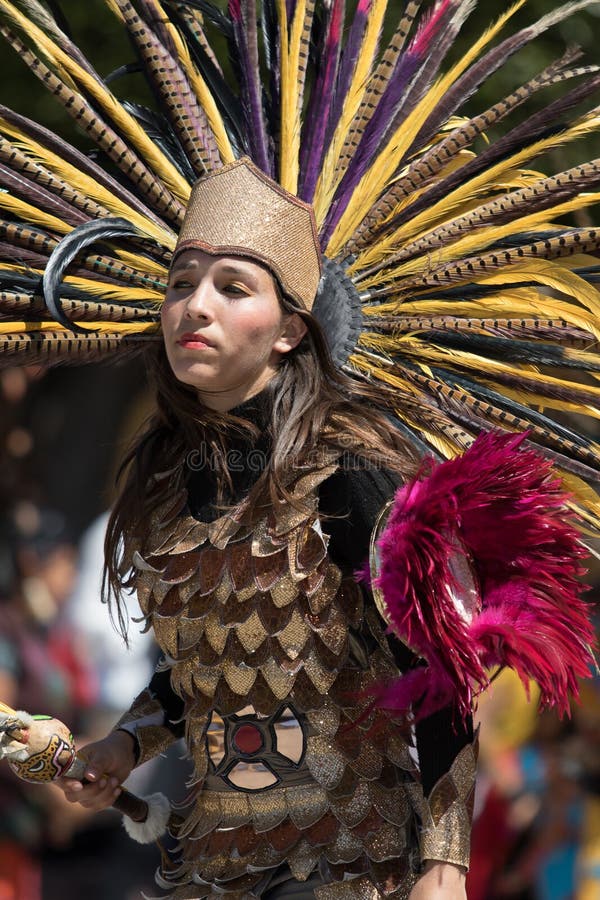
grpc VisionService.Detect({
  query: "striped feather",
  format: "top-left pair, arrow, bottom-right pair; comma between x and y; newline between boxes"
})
313,0 -> 387,223
0,26 -> 186,225
370,73 -> 600,250
0,105 -> 174,234
114,0 -> 220,174
155,0 -> 235,161
323,0 -> 527,253
230,0 -> 272,174
298,0 -> 344,201
416,0 -> 600,151
355,164 -> 600,278
348,55 -> 598,252
0,329 -> 159,366
0,0 -> 192,202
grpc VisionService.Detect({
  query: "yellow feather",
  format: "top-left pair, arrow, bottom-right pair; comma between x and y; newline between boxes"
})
280,0 -> 307,192
476,261 -> 600,322
0,0 -> 190,203
0,320 -> 160,335
323,0 -> 529,253
479,385 -> 600,420
560,474 -> 600,527
0,120 -> 177,248
103,0 -> 126,22
0,193 -> 71,233
349,352 -> 473,455
355,193 -> 600,285
142,0 -> 234,162
0,262 -> 165,302
313,0 -> 388,222
366,332 -> 600,403
362,290 -> 600,342
111,250 -> 168,279
365,115 -> 600,255
277,0 -> 294,190
61,276 -> 164,303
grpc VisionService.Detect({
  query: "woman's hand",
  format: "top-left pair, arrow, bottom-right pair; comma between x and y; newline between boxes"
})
54,729 -> 137,812
408,860 -> 467,900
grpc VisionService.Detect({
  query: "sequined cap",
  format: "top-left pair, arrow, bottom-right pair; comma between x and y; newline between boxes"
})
173,158 -> 322,310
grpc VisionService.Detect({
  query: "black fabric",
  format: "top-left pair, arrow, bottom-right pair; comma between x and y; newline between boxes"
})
149,391 -> 473,796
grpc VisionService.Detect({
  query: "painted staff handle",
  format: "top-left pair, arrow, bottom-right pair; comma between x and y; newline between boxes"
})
0,704 -> 171,841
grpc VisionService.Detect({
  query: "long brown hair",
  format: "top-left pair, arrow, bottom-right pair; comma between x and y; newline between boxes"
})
104,296 -> 421,638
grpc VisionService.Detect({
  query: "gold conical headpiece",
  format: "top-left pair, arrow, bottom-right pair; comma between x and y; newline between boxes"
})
174,158 -> 322,310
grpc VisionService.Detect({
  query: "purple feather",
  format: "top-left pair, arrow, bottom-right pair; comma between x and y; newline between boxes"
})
299,0 -> 345,202
320,0 -> 458,244
415,2 -> 595,152
324,0 -> 371,152
380,69 -> 600,238
0,107 -> 173,234
0,162 -> 89,228
230,0 -> 272,174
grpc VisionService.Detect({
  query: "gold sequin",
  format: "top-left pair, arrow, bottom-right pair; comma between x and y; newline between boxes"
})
153,614 -> 180,658
287,841 -> 322,882
246,788 -> 289,832
270,573 -> 300,608
305,736 -> 346,790
276,608 -> 311,658
285,785 -> 329,829
222,660 -> 258,695
261,658 -> 296,699
130,457 -> 471,899
203,613 -> 229,654
235,611 -> 268,653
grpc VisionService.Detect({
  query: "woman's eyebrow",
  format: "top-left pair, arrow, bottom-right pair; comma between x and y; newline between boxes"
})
220,264 -> 252,277
170,260 -> 198,275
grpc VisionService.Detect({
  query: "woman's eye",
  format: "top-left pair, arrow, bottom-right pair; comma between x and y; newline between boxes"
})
169,279 -> 193,291
223,283 -> 249,296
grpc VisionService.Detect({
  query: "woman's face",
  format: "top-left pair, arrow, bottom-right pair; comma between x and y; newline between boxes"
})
161,249 -> 306,411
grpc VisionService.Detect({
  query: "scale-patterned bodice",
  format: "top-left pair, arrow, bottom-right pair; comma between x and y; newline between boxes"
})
128,458 -> 472,898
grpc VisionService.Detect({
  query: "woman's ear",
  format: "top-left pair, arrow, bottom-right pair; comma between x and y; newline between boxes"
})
273,313 -> 308,354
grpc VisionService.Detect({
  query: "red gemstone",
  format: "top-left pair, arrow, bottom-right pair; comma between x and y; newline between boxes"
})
232,723 -> 264,755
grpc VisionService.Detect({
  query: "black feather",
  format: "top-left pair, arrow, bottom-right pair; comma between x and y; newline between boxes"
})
164,0 -> 234,39
42,218 -> 144,332
419,330 -> 600,371
167,5 -> 245,155
104,62 -> 143,85
122,101 -> 197,183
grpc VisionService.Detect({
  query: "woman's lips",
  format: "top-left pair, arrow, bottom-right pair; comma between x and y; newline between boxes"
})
177,333 -> 215,349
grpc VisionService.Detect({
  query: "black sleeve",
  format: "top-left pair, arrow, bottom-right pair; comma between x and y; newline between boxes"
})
148,667 -> 186,739
319,460 -> 474,797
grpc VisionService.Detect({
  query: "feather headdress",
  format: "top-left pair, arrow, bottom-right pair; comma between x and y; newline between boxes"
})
0,0 -> 599,710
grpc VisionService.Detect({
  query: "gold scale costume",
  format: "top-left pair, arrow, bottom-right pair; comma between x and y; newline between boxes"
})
118,452 -> 475,898
0,0 -> 599,895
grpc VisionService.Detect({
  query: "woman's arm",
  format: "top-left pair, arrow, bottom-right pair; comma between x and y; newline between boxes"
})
409,860 -> 466,900
56,662 -> 184,810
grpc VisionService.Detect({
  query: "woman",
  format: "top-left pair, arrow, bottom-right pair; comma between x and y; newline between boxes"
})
56,159 -> 475,899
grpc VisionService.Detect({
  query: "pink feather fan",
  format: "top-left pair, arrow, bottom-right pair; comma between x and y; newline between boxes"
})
372,431 -> 597,721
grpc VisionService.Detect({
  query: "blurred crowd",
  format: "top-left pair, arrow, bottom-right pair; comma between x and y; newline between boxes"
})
0,365 -> 599,900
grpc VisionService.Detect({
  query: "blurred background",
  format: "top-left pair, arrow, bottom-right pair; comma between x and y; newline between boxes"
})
0,0 -> 599,898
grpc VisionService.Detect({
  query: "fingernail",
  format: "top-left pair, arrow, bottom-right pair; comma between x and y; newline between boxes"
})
99,777 -> 107,789
110,777 -> 119,788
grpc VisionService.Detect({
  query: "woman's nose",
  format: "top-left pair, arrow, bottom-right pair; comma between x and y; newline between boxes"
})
185,280 -> 214,320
